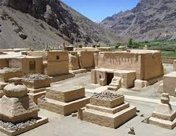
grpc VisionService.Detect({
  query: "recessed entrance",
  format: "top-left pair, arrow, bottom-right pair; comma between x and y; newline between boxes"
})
106,72 -> 114,85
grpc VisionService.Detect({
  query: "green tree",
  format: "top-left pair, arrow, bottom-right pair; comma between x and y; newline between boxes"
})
128,38 -> 133,48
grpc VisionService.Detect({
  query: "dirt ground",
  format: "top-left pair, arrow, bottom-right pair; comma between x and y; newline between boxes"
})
0,64 -> 176,136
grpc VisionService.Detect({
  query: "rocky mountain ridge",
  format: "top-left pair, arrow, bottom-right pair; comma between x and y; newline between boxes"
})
101,0 -> 176,41
0,0 -> 117,49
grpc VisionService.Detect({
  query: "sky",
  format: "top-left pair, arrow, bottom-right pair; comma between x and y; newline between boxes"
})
61,0 -> 139,22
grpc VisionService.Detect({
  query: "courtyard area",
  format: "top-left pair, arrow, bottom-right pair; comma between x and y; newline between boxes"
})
0,64 -> 175,136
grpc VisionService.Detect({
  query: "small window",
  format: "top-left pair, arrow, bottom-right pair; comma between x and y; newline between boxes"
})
56,55 -> 60,60
99,75 -> 101,79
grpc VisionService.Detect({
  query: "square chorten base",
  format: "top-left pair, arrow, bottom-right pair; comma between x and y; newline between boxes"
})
0,116 -> 48,136
39,86 -> 89,115
83,104 -> 136,128
38,97 -> 89,116
22,78 -> 51,89
82,92 -> 136,128
45,86 -> 86,102
148,103 -> 176,129
149,117 -> 176,129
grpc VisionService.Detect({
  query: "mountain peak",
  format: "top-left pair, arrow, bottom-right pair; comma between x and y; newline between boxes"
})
101,0 -> 176,41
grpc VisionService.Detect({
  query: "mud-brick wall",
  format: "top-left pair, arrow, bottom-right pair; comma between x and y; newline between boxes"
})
97,52 -> 142,78
46,51 -> 69,76
97,52 -> 164,80
0,59 -> 9,68
27,51 -> 47,60
21,57 -> 43,74
69,51 -> 80,70
79,51 -> 96,69
9,57 -> 43,74
141,53 -> 164,80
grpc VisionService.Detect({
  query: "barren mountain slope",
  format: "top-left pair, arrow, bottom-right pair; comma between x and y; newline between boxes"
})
0,0 -> 117,49
101,0 -> 176,41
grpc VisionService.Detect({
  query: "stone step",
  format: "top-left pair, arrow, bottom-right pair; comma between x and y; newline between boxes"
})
107,85 -> 119,91
149,117 -> 176,129
28,91 -> 46,104
39,97 -> 90,116
28,88 -> 46,94
86,102 -> 129,114
83,106 -> 136,128
46,86 -> 85,102
152,111 -> 176,121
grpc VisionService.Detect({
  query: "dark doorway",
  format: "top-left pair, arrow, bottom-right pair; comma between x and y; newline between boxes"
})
106,72 -> 114,85
29,60 -> 36,73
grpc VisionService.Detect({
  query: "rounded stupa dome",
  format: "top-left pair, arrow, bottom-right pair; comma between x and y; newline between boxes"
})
3,84 -> 27,98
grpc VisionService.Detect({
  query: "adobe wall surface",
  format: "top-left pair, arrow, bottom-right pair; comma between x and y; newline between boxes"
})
0,68 -> 24,82
0,59 -> 8,68
45,51 -> 69,76
97,52 -> 142,78
163,72 -> 176,96
79,51 -> 96,69
8,57 -> 43,74
9,58 -> 22,69
97,50 -> 163,80
27,51 -> 47,60
141,53 -> 164,80
95,69 -> 108,86
92,69 -> 136,88
114,70 -> 136,88
69,52 -> 80,70
23,57 -> 43,74
74,47 -> 99,52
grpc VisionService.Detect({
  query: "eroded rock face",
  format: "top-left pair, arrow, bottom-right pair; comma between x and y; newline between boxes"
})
0,0 -> 84,44
0,0 -> 118,49
1,0 -> 33,13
